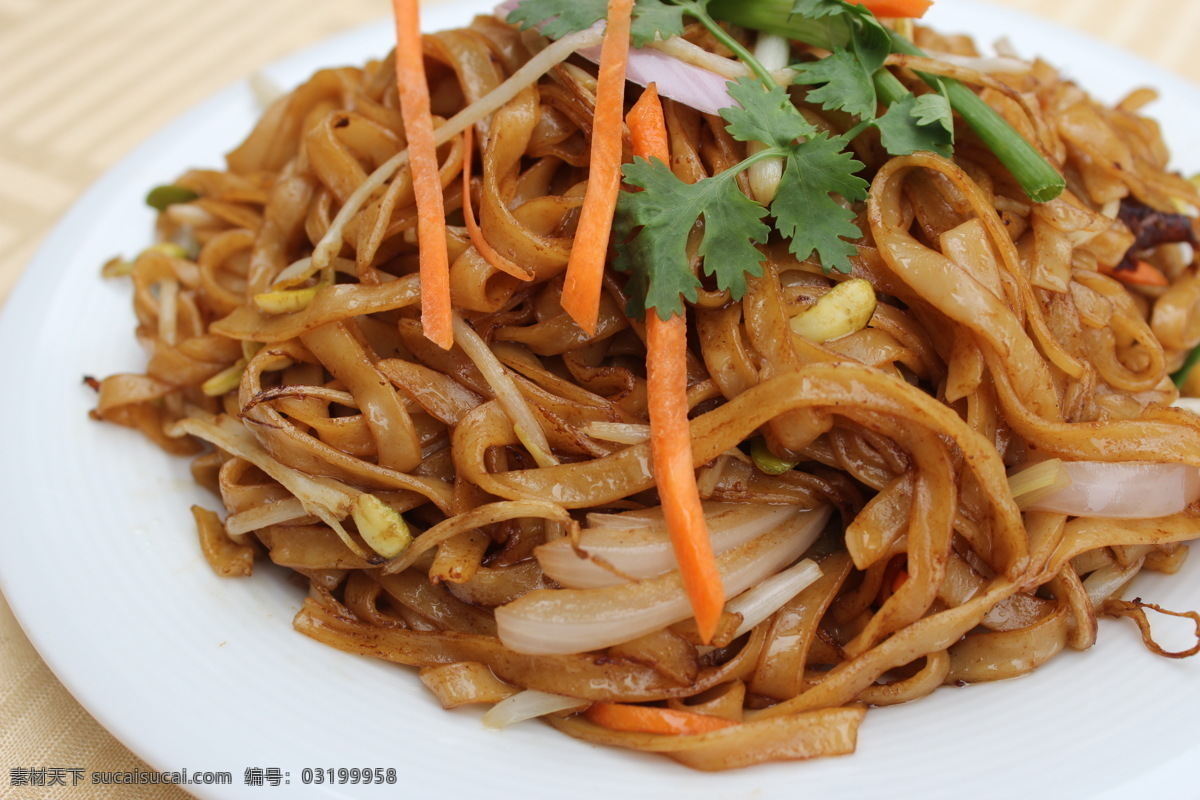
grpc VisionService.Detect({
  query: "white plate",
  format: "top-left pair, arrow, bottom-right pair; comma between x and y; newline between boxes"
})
2,1 -> 1199,797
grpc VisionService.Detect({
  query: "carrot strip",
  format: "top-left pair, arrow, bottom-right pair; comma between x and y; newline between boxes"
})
627,84 -> 671,169
858,0 -> 933,18
628,84 -> 725,645
393,0 -> 453,349
461,125 -> 535,281
647,314 -> 725,643
586,702 -> 737,736
1100,259 -> 1169,288
559,0 -> 635,336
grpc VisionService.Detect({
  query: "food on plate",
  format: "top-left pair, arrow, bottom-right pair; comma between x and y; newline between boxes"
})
89,0 -> 1200,770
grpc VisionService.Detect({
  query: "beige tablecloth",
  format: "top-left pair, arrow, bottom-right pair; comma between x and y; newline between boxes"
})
1,1 -> 1198,797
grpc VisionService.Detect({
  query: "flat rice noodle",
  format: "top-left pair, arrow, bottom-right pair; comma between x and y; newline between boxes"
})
238,343 -> 455,512
375,572 -> 498,636
947,605 -> 1071,682
419,662 -> 518,708
845,474 -> 912,570
453,365 -> 1028,578
1039,512 -> 1200,580
546,707 -> 866,771
211,276 -> 421,343
293,598 -> 767,702
750,552 -> 854,701
751,579 -> 1022,717
93,373 -> 176,417
843,424 -> 956,658
856,650 -> 950,706
378,357 -> 485,425
260,524 -> 376,570
191,505 -> 254,578
301,321 -> 423,472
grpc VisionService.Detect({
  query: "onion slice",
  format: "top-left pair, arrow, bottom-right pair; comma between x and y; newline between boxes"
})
496,506 -> 831,655
495,1 -> 737,115
482,689 -> 588,729
1023,461 -> 1200,519
727,558 -> 823,639
537,503 -> 801,588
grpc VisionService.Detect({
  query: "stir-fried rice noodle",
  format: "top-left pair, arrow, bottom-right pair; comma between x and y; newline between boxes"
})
91,7 -> 1200,770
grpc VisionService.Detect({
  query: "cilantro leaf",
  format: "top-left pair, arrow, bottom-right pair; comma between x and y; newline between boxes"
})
792,48 -> 877,121
696,180 -> 773,300
850,13 -> 890,72
506,0 -> 689,46
791,0 -> 861,20
873,93 -> 954,156
506,0 -> 607,40
720,78 -> 816,149
771,134 -> 868,272
912,90 -> 953,135
618,157 -> 770,319
791,0 -> 892,120
629,0 -> 687,47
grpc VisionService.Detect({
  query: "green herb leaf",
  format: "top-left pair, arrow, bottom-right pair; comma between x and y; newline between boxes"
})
772,134 -> 868,272
912,89 -> 953,134
505,0 -> 607,39
629,0 -> 688,46
720,78 -> 816,148
873,92 -> 954,156
617,157 -> 770,319
792,48 -> 877,120
791,0 -> 863,20
506,0 -> 689,46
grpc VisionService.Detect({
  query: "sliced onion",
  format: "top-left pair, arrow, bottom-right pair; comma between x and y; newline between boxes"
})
1023,461 -> 1200,519
1083,557 -> 1146,608
481,689 -> 587,729
537,503 -> 801,588
496,506 -> 831,655
495,1 -> 737,115
583,43 -> 736,115
727,558 -> 822,639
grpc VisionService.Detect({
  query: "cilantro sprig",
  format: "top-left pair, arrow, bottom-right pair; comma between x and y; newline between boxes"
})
505,0 -> 1065,319
614,78 -> 868,319
709,0 -> 1066,202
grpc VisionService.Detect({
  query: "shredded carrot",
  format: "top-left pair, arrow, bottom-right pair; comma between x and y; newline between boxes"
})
627,84 -> 671,169
586,702 -> 737,736
461,126 -> 535,282
628,84 -> 725,645
647,314 -> 725,643
559,0 -> 635,336
1100,258 -> 1169,288
858,0 -> 934,18
393,0 -> 452,349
